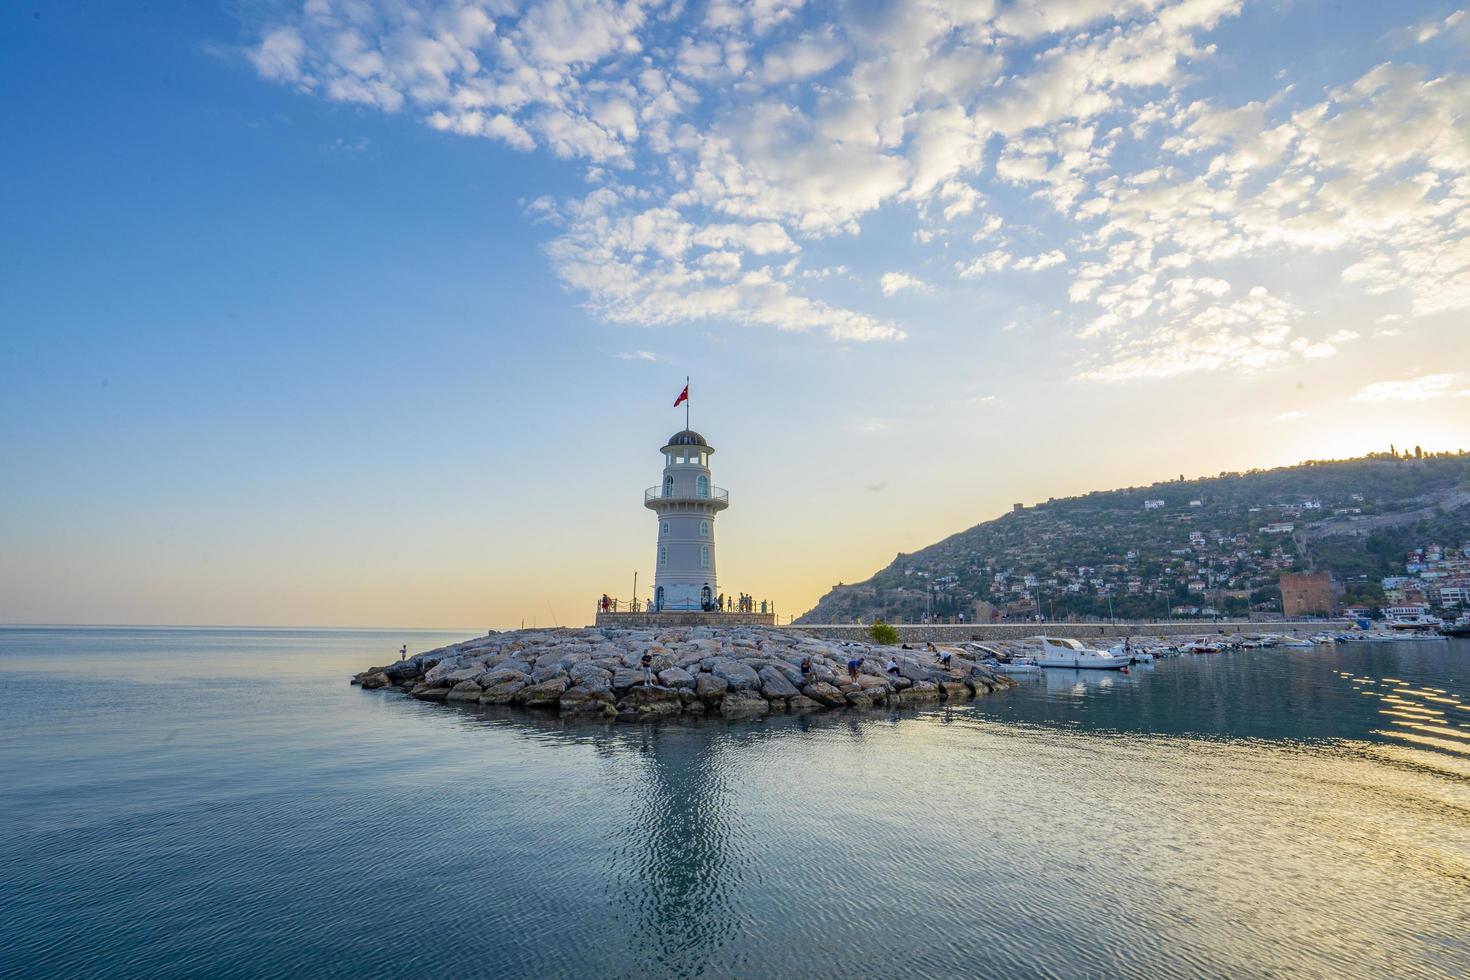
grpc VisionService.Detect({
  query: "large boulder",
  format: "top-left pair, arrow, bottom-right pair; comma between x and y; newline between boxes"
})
801,681 -> 846,707
758,666 -> 800,700
787,695 -> 823,712
516,676 -> 571,707
383,660 -> 421,682
569,662 -> 612,688
491,657 -> 533,675
936,677 -> 971,700
856,674 -> 892,692
710,659 -> 761,691
619,685 -> 683,719
720,690 -> 770,718
411,684 -> 449,702
445,680 -> 483,702
477,668 -> 531,688
902,681 -> 942,702
659,666 -> 696,689
846,686 -> 888,707
479,677 -> 528,705
423,660 -> 467,687
695,672 -> 729,703
357,671 -> 391,690
612,668 -> 647,692
560,686 -> 616,717
898,661 -> 935,683
530,663 -> 568,684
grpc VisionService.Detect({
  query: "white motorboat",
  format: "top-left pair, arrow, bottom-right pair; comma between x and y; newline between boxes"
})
1387,613 -> 1443,631
1274,637 -> 1315,649
981,658 -> 1042,675
1106,642 -> 1153,663
1388,631 -> 1448,643
1032,637 -> 1133,670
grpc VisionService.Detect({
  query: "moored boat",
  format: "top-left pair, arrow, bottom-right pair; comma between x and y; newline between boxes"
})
1032,637 -> 1133,670
1440,614 -> 1470,638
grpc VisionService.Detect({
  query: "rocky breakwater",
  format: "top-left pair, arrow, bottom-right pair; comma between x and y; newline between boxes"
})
351,626 -> 1016,722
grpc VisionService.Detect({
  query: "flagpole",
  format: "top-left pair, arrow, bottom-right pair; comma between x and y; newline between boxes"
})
685,375 -> 690,430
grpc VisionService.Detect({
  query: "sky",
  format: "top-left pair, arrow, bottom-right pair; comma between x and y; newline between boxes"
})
2,0 -> 1468,628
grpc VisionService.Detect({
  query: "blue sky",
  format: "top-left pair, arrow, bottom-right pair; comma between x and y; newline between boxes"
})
2,1 -> 1468,626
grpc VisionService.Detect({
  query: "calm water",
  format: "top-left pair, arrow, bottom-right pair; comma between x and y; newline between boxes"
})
2,628 -> 1469,979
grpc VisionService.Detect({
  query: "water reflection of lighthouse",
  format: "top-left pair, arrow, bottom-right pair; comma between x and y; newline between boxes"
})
611,724 -> 742,974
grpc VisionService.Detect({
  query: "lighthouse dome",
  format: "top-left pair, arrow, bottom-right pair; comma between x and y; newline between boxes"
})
666,429 -> 708,447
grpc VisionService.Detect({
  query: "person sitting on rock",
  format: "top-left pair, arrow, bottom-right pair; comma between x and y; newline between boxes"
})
847,656 -> 863,682
885,656 -> 901,677
938,649 -> 952,670
800,656 -> 813,679
640,651 -> 654,687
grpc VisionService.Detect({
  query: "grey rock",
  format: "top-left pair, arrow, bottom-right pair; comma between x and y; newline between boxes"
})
902,681 -> 942,702
899,662 -> 935,683
492,657 -> 533,675
936,677 -> 971,700
445,680 -> 483,702
478,668 -> 531,688
612,668 -> 648,692
801,681 -> 846,707
787,695 -> 823,712
516,676 -> 571,707
560,686 -> 616,716
695,673 -> 729,702
845,687 -> 888,707
710,659 -> 761,691
758,666 -> 800,699
720,690 -> 770,718
569,662 -> 612,687
383,660 -> 420,682
479,678 -> 527,705
412,685 -> 449,702
357,671 -> 391,690
659,666 -> 696,689
531,663 -> 568,684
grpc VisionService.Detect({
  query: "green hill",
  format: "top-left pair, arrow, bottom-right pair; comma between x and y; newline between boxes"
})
797,452 -> 1470,624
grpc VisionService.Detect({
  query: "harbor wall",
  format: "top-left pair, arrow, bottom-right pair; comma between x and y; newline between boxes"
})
785,620 -> 1350,644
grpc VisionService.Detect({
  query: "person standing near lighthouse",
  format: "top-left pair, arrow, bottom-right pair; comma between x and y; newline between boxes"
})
645,380 -> 730,612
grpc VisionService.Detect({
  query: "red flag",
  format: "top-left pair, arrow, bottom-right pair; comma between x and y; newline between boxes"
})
673,384 -> 689,407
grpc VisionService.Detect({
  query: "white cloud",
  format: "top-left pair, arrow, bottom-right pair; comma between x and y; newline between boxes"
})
879,272 -> 930,296
246,0 -> 1468,367
614,350 -> 660,361
1352,374 -> 1457,402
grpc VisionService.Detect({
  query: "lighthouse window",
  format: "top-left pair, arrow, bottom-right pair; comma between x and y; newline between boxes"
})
700,545 -> 710,568
662,522 -> 669,536
699,521 -> 708,537
665,453 -> 673,466
696,475 -> 709,497
659,547 -> 668,567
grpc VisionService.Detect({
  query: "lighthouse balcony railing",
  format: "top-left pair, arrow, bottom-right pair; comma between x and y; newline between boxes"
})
645,485 -> 729,505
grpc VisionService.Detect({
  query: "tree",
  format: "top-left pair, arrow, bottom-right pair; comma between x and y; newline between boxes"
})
867,620 -> 899,645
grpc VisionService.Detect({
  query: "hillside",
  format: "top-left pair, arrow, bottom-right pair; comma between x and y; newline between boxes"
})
797,452 -> 1470,624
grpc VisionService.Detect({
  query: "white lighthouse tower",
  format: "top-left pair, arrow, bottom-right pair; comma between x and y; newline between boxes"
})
645,428 -> 728,611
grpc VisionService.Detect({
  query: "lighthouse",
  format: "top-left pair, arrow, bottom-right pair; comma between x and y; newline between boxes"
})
645,429 -> 729,611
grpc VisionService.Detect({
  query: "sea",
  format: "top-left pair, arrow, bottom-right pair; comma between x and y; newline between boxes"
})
2,627 -> 1468,979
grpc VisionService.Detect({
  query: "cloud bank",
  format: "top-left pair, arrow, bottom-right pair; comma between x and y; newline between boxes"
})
249,1 -> 1470,372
